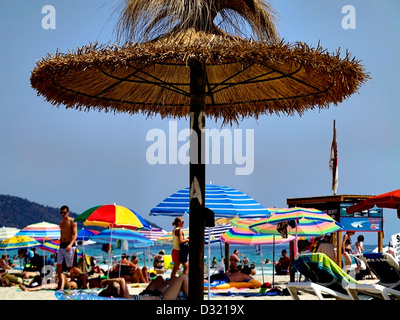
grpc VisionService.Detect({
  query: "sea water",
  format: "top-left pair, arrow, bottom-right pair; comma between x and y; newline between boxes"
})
6,242 -> 378,276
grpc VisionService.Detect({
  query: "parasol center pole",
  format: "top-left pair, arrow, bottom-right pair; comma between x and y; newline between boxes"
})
188,59 -> 206,301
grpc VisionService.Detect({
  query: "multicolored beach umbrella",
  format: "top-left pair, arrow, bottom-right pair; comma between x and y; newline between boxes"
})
230,217 -> 285,235
250,217 -> 342,237
137,227 -> 167,242
265,207 -> 335,224
75,204 -> 144,230
0,227 -> 20,241
0,235 -> 40,250
156,227 -> 189,244
220,226 -> 294,245
38,239 -> 83,258
38,239 -> 60,254
261,207 -> 338,257
150,184 -> 270,218
16,221 -> 60,241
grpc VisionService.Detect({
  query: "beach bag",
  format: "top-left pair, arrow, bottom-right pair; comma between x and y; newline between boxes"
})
179,243 -> 189,263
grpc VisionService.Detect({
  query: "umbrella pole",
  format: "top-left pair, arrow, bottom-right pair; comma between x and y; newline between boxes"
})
107,228 -> 114,278
118,245 -> 122,278
272,235 -> 275,287
208,229 -> 211,300
295,219 -> 298,258
188,60 -> 206,301
259,245 -> 265,284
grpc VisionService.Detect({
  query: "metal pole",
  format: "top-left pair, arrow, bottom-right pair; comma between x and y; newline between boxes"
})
208,229 -> 211,300
272,236 -> 275,287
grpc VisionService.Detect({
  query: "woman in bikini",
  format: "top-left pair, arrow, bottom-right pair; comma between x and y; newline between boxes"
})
342,231 -> 355,273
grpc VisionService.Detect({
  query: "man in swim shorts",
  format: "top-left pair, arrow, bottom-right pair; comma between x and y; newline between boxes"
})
56,205 -> 78,289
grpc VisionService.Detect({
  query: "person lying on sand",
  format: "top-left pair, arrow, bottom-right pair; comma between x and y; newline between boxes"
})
98,275 -> 188,300
19,273 -> 79,291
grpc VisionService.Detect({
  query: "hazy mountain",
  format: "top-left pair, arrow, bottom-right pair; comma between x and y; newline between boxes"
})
0,194 -> 162,230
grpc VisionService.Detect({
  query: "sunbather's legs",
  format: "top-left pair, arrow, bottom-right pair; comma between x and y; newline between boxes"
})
131,267 -> 150,283
161,275 -> 188,300
145,275 -> 164,290
342,252 -> 352,273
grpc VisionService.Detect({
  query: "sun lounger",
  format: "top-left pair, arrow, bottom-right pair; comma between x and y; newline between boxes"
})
287,253 -> 399,300
361,253 -> 400,289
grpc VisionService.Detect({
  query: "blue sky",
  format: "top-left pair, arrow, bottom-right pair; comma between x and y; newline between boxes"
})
0,0 -> 399,244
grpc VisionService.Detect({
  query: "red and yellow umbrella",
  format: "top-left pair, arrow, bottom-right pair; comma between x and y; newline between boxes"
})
74,204 -> 144,230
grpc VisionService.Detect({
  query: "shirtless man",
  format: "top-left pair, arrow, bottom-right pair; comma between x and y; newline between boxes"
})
56,205 -> 77,289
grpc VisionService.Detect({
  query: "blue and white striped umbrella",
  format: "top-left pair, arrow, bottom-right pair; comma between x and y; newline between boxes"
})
150,184 -> 270,218
205,224 -> 233,243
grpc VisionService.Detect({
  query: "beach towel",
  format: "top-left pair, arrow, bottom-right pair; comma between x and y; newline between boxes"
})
293,253 -> 359,285
292,253 -> 359,295
55,290 -> 127,300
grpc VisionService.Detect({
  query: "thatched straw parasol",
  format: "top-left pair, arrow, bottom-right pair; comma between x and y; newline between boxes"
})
30,0 -> 369,300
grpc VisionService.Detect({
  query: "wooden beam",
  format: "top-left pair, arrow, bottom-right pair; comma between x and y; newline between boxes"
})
337,231 -> 342,267
188,60 -> 206,301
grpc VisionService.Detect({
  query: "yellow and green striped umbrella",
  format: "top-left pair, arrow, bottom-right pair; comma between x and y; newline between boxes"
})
0,235 -> 40,250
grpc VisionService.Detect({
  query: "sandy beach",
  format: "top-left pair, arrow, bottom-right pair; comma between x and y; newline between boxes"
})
0,272 -> 391,319
0,273 -> 322,301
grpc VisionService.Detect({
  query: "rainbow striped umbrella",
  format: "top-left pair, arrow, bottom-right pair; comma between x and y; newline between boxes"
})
0,227 -> 20,241
220,226 -> 294,284
38,240 -> 83,258
250,217 -> 342,237
0,235 -> 40,250
230,218 -> 286,235
137,227 -> 167,242
266,207 -> 335,224
156,227 -> 189,243
261,207 -> 338,257
75,204 -> 145,230
220,226 -> 294,245
38,239 -> 60,254
16,221 -> 60,241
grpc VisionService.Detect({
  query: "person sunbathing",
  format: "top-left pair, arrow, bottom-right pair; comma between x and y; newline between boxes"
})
19,273 -> 77,291
108,259 -> 149,284
98,275 -> 188,300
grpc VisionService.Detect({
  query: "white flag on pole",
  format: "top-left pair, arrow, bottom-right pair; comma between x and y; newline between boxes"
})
329,120 -> 338,195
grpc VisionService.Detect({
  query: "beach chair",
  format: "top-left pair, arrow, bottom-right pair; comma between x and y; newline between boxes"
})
286,253 -> 398,300
360,253 -> 400,289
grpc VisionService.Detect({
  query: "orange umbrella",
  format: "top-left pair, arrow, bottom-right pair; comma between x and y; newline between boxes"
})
346,189 -> 400,215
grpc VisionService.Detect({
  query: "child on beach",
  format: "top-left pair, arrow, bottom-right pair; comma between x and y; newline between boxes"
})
354,234 -> 364,256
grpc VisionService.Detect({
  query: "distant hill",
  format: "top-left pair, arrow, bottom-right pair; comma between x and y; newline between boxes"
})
0,194 -> 163,230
